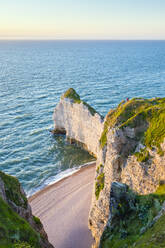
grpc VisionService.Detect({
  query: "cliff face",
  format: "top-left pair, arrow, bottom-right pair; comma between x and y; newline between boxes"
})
89,97 -> 165,247
0,171 -> 53,248
53,90 -> 165,248
89,127 -> 165,247
53,88 -> 103,157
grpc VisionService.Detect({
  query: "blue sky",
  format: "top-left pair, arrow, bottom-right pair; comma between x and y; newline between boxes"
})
0,0 -> 165,39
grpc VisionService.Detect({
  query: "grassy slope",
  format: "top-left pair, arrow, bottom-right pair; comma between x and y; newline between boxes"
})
134,214 -> 165,248
0,196 -> 40,248
100,185 -> 165,248
100,98 -> 165,159
62,88 -> 99,116
0,171 -> 27,208
0,171 -> 44,248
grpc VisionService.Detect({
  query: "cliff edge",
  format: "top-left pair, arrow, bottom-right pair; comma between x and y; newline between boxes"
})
89,97 -> 165,247
53,89 -> 165,248
0,170 -> 54,248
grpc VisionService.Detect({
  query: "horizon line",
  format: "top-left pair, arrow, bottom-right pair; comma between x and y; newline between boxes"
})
0,38 -> 165,41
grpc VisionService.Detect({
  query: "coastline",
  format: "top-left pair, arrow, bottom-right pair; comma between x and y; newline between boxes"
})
29,162 -> 96,248
28,161 -> 96,201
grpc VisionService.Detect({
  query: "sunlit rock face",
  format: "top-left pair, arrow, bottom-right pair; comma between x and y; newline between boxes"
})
53,91 -> 165,248
53,97 -> 104,157
89,126 -> 165,247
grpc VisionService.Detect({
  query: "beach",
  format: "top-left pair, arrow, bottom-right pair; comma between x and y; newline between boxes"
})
29,162 -> 96,248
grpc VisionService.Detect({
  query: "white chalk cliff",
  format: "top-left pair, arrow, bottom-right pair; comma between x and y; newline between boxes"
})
53,89 -> 165,248
53,88 -> 103,157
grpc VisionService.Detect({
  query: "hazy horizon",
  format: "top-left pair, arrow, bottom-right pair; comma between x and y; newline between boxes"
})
0,0 -> 165,40
0,39 -> 165,41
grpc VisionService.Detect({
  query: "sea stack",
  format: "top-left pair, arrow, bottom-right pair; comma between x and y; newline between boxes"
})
53,88 -> 104,157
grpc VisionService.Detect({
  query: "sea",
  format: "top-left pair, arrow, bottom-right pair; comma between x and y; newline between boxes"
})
0,40 -> 165,196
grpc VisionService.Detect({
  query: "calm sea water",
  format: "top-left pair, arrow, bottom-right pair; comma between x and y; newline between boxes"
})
0,40 -> 165,196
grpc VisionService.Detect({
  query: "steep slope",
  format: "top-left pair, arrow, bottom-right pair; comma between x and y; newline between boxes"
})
89,97 -> 165,247
0,171 -> 54,248
99,183 -> 165,248
53,89 -> 165,248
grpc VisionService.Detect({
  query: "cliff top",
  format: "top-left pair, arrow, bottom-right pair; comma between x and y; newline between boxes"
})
62,88 -> 81,103
100,97 -> 165,157
62,88 -> 101,117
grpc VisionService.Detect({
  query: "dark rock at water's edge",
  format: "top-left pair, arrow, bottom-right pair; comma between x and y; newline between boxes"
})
0,170 -> 54,248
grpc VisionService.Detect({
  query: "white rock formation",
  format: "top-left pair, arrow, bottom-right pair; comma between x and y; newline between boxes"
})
53,97 -> 104,157
53,90 -> 165,248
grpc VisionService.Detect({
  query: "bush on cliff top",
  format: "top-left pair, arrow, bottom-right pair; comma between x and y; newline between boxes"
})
63,88 -> 81,103
100,98 -> 165,157
62,88 -> 99,116
100,184 -> 165,248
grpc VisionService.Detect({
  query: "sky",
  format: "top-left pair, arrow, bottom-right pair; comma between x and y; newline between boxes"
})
0,0 -> 165,40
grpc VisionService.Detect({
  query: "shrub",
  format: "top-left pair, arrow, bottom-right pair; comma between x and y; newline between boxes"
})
13,241 -> 34,248
95,173 -> 104,200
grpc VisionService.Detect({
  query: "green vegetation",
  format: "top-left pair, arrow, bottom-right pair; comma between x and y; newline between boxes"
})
33,216 -> 42,228
62,88 -> 99,116
0,197 -> 41,248
96,164 -> 104,174
134,149 -> 149,163
95,172 -> 104,200
63,88 -> 81,103
0,171 -> 27,208
100,184 -> 165,248
99,98 -> 165,159
133,214 -> 165,248
13,241 -> 34,248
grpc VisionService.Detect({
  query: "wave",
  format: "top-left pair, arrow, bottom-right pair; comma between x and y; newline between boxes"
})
27,161 -> 95,197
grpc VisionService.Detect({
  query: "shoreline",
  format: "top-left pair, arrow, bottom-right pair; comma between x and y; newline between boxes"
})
28,161 -> 96,202
29,161 -> 96,248
28,160 -> 96,200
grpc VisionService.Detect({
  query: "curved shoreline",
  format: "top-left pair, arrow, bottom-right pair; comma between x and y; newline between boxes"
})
28,161 -> 96,201
29,162 -> 96,248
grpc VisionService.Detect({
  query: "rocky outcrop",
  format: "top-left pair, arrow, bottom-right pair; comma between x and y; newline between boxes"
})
99,182 -> 165,248
53,90 -> 165,247
88,96 -> 165,247
89,126 -> 165,246
0,170 -> 54,248
53,88 -> 103,157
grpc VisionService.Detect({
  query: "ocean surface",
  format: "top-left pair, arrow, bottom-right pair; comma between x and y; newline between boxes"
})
0,40 -> 165,196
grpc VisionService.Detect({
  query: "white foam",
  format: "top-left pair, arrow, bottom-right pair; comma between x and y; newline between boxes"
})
27,161 -> 95,197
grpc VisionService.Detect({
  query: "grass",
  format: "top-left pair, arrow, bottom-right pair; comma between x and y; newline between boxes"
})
62,88 -> 99,116
95,172 -> 104,200
100,184 -> 165,248
99,98 -> 165,159
63,88 -> 81,103
134,149 -> 149,162
32,216 -> 42,228
0,197 -> 41,248
13,241 -> 34,248
0,171 -> 27,208
133,214 -> 165,248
